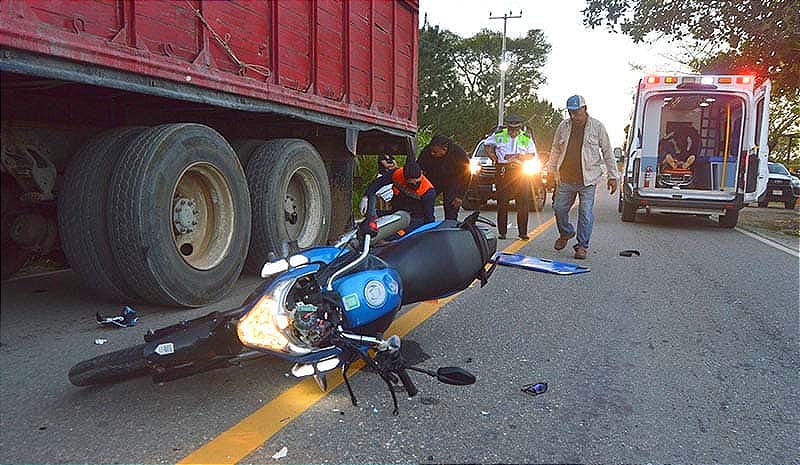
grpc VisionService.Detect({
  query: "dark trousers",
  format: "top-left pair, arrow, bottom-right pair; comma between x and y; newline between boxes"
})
442,190 -> 461,220
496,164 -> 530,236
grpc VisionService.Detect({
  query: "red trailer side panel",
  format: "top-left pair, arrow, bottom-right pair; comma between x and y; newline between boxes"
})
0,0 -> 418,132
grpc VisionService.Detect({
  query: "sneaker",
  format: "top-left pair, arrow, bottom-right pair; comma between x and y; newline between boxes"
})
518,235 -> 529,240
498,234 -> 507,240
554,232 -> 576,250
574,245 -> 588,259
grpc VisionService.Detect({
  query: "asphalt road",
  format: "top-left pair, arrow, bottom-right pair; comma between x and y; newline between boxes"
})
1,190 -> 798,464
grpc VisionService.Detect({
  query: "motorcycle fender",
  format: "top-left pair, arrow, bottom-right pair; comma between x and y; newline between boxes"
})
143,318 -> 222,369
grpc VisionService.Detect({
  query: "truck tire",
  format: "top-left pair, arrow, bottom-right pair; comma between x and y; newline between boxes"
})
621,200 -> 637,222
108,124 -> 251,307
719,209 -> 739,228
58,127 -> 146,300
785,198 -> 796,210
1,175 -> 31,279
244,139 -> 331,273
530,183 -> 546,212
231,139 -> 265,170
68,344 -> 148,386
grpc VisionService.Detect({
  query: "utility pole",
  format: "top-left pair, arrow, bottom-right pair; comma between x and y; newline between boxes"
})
489,10 -> 522,127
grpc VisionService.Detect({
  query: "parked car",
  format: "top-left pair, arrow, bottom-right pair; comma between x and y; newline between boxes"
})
758,162 -> 800,209
463,132 -> 549,211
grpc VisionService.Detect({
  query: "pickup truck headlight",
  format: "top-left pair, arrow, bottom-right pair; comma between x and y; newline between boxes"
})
469,158 -> 481,175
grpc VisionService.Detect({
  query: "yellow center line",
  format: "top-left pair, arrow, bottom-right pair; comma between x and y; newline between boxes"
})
178,217 -> 556,465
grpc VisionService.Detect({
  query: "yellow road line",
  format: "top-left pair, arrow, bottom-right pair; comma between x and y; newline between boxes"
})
179,217 -> 555,465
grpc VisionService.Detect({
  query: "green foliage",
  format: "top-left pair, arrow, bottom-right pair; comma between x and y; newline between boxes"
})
418,22 -> 562,157
582,0 -> 800,163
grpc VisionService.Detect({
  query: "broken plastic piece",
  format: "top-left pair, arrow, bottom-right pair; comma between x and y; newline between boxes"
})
271,446 -> 288,459
491,252 -> 590,275
521,382 -> 548,397
619,249 -> 641,257
96,306 -> 138,328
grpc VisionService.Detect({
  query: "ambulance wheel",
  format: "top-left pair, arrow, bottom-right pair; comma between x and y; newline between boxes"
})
718,209 -> 739,228
621,200 -> 636,222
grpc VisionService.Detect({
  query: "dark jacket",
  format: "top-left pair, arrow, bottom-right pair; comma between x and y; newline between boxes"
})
417,142 -> 470,199
365,167 -> 436,228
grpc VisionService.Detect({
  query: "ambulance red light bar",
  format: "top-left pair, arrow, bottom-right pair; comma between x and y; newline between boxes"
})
736,76 -> 753,84
646,76 -> 659,84
664,76 -> 678,84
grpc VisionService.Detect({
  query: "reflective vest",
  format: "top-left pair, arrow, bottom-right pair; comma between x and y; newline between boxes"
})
391,168 -> 434,197
489,128 -> 537,163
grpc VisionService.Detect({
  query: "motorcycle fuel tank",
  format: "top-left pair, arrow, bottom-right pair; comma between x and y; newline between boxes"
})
334,268 -> 402,328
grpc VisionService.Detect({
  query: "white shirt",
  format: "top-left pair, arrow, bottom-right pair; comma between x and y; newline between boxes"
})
485,130 -> 538,163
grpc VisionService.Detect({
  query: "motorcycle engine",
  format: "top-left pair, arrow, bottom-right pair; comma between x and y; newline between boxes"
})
287,276 -> 332,347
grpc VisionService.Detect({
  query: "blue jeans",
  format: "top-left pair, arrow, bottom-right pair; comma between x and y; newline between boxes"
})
552,182 -> 596,249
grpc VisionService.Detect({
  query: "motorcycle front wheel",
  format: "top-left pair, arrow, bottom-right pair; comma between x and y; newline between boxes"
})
69,344 -> 148,386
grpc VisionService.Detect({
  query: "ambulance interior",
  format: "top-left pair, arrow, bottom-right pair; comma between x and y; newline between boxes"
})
643,94 -> 744,191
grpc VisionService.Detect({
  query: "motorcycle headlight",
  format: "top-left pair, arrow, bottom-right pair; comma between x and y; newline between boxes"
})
236,280 -> 311,355
522,158 -> 541,175
469,158 -> 481,175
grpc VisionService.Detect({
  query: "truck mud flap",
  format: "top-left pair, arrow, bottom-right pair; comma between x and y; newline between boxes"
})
491,252 -> 590,275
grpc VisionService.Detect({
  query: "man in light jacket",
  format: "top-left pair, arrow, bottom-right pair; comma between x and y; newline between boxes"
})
545,95 -> 618,259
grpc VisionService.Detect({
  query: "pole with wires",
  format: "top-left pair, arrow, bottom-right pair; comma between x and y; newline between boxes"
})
489,10 -> 522,127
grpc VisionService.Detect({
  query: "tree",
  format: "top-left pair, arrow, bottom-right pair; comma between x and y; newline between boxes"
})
418,23 -> 559,152
583,0 -> 800,163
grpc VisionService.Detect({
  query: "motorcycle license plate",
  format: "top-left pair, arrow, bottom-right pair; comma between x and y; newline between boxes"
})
773,190 -> 783,196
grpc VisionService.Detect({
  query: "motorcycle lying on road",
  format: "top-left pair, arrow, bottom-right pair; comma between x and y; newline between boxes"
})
69,211 -> 502,414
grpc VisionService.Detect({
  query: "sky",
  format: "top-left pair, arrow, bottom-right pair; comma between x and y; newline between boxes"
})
419,0 -> 693,148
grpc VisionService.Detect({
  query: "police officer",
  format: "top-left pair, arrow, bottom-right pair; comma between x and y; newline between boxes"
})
484,114 -> 538,240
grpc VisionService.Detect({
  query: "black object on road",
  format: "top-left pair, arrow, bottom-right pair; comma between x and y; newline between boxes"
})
619,249 -> 641,257
96,306 -> 138,328
521,382 -> 548,397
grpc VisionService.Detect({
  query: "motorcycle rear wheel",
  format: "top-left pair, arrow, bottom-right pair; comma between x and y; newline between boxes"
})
69,344 -> 148,386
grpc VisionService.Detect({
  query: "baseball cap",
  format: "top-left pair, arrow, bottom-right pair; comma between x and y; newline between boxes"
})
504,114 -> 525,128
566,95 -> 586,110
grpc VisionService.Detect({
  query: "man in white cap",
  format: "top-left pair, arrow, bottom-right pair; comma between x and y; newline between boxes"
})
545,95 -> 618,259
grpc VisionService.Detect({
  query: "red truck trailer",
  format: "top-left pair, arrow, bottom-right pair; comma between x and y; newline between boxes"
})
0,0 -> 419,306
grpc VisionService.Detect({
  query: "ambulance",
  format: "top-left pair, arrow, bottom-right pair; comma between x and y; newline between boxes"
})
620,74 -> 771,227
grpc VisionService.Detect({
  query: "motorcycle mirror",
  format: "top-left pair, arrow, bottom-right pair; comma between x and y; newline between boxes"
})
436,367 -> 475,386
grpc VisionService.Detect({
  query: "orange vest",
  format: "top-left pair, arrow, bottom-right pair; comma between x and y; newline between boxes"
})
391,167 -> 434,197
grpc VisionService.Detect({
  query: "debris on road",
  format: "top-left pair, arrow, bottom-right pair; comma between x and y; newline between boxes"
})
93,338 -> 107,345
271,446 -> 288,459
521,382 -> 548,397
96,306 -> 138,328
619,249 -> 641,257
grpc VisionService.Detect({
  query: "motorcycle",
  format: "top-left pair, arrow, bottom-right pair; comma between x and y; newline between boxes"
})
69,211 -> 501,414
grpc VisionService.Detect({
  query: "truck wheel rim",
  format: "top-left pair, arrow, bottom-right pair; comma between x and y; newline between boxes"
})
171,162 -> 235,270
284,167 -> 322,248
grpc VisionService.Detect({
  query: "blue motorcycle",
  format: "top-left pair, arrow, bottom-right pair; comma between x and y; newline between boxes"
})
69,211 -> 502,414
